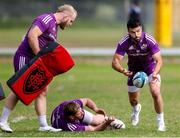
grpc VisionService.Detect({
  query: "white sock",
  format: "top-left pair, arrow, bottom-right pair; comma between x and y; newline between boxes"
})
38,115 -> 48,127
0,107 -> 11,123
133,103 -> 140,111
157,113 -> 165,126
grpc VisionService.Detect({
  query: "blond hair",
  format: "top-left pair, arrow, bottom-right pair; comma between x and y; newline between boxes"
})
57,4 -> 77,17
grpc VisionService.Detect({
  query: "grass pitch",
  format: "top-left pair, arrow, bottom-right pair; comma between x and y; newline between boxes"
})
0,56 -> 180,137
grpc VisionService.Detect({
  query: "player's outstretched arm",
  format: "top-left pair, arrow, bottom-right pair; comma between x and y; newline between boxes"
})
80,98 -> 106,116
112,54 -> 133,76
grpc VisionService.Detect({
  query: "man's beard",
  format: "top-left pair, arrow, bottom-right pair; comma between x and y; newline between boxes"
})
59,22 -> 66,30
131,36 -> 140,43
135,37 -> 140,42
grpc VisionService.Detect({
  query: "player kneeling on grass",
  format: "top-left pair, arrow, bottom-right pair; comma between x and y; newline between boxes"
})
51,98 -> 125,131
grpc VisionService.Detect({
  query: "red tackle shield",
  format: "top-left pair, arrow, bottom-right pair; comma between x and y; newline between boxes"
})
7,42 -> 75,105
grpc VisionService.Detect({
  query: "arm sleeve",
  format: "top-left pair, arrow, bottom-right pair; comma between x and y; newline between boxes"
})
32,18 -> 49,33
66,123 -> 86,131
73,99 -> 83,108
146,34 -> 160,55
149,41 -> 160,55
115,42 -> 126,56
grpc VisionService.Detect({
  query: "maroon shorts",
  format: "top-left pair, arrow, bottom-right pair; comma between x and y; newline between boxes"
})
13,52 -> 33,72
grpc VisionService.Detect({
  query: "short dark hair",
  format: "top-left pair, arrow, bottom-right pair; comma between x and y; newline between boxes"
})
132,0 -> 140,5
127,18 -> 142,29
63,102 -> 80,116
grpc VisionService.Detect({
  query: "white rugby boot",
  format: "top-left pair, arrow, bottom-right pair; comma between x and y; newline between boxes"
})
157,116 -> 166,131
158,125 -> 166,132
131,103 -> 141,126
39,125 -> 62,132
0,122 -> 13,133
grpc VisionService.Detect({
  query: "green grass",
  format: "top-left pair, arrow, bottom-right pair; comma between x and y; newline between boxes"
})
0,56 -> 180,137
0,27 -> 125,48
0,26 -> 179,48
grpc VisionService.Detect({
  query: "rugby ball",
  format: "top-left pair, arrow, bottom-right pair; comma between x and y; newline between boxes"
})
132,71 -> 148,88
110,119 -> 126,129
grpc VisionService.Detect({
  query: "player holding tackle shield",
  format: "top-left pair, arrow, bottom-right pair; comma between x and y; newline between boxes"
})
0,4 -> 77,133
7,42 -> 75,105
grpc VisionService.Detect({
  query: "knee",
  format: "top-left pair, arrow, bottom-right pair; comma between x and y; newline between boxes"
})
92,115 -> 105,125
40,91 -> 47,97
151,91 -> 161,100
150,83 -> 161,97
39,88 -> 48,97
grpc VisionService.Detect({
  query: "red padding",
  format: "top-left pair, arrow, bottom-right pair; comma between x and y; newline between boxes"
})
7,42 -> 75,105
41,44 -> 75,76
10,58 -> 53,105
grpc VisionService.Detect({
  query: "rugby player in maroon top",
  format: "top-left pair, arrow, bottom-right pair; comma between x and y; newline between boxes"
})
0,4 -> 77,133
112,18 -> 166,131
51,98 -> 126,131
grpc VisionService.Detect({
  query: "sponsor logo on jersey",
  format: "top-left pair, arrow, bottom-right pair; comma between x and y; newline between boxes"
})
129,45 -> 134,50
141,44 -> 147,50
136,50 -> 140,53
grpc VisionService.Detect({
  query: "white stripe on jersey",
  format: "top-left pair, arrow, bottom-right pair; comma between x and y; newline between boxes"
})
44,17 -> 53,24
146,34 -> 156,42
39,38 -> 46,46
145,34 -> 156,45
42,15 -> 50,22
19,56 -> 25,70
56,117 -> 59,128
43,17 -> 52,24
42,15 -> 53,24
146,36 -> 156,45
69,123 -> 77,131
19,57 -> 21,70
67,123 -> 77,131
119,35 -> 129,45
55,106 -> 61,128
22,56 -> 25,68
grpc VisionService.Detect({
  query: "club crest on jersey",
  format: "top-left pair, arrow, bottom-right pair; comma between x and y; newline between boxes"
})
23,65 -> 48,94
141,44 -> 147,50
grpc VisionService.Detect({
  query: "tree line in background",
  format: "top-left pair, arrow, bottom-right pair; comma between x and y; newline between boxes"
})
0,0 -> 153,28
